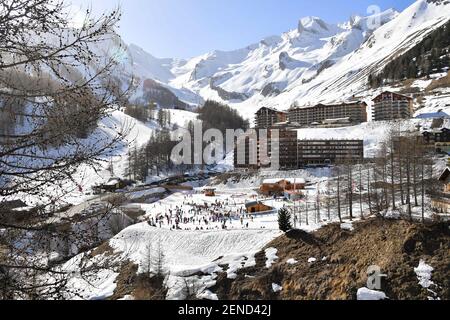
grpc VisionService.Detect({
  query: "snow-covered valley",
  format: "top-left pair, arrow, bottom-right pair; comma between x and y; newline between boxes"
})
1,0 -> 450,302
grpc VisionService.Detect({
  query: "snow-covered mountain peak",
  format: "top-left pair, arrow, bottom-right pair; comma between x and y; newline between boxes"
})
297,16 -> 330,34
127,43 -> 176,83
120,0 -> 450,120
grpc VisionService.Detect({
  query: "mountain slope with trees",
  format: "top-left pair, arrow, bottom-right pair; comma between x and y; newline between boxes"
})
369,19 -> 450,87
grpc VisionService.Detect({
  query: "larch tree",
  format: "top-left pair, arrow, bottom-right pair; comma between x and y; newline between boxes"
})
0,0 -> 132,299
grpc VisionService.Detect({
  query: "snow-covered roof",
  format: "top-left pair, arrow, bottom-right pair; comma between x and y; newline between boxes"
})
323,117 -> 351,123
262,178 -> 306,184
105,178 -> 121,186
415,111 -> 449,119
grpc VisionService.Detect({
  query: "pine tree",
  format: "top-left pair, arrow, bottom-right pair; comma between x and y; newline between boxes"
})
278,207 -> 292,232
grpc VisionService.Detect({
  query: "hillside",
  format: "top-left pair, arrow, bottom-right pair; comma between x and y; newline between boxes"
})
211,218 -> 450,300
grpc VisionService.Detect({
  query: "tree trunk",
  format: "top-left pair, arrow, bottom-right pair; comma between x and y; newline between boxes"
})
337,169 -> 342,223
421,158 -> 425,223
390,142 -> 396,210
359,164 -> 364,219
413,154 -> 419,207
398,152 -> 405,205
367,167 -> 373,216
406,156 -> 412,220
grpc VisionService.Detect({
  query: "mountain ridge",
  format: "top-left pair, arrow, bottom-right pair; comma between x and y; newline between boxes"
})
122,0 -> 450,119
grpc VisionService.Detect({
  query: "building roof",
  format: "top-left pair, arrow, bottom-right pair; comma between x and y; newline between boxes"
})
372,91 -> 412,101
256,106 -> 287,114
438,168 -> 450,182
271,121 -> 302,128
323,117 -> 352,124
284,190 -> 303,195
290,100 -> 366,110
416,111 -> 450,119
245,201 -> 262,207
262,178 -> 306,185
423,128 -> 450,134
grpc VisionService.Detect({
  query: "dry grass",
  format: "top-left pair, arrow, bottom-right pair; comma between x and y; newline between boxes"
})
427,72 -> 450,92
212,218 -> 450,300
109,261 -> 168,300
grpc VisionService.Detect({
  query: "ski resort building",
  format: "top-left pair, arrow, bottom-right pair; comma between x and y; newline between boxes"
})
372,91 -> 413,121
234,126 -> 299,170
287,101 -> 368,127
266,127 -> 299,170
422,128 -> 450,144
297,139 -> 364,166
245,201 -> 274,214
255,107 -> 288,128
260,178 -> 306,196
234,121 -> 364,170
431,168 -> 450,214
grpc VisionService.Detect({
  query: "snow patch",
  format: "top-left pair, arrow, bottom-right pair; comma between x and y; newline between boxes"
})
341,222 -> 354,231
272,283 -> 283,293
414,260 -> 435,289
286,258 -> 298,265
265,248 -> 279,268
308,257 -> 317,264
357,287 -> 387,300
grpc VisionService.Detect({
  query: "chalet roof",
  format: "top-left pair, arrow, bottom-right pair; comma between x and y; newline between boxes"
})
262,178 -> 306,185
439,168 -> 450,182
245,201 -> 261,208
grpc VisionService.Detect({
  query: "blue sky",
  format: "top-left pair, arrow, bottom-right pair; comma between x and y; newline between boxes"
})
70,0 -> 416,59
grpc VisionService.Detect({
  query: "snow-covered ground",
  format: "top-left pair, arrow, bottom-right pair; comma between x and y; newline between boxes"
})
59,171 -> 367,300
62,217 -> 281,300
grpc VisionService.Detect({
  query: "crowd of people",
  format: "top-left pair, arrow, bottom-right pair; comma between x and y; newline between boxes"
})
146,193 -> 258,231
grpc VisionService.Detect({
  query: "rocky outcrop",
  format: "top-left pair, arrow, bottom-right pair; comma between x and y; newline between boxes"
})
209,78 -> 250,101
316,60 -> 335,75
142,79 -> 189,109
261,83 -> 282,97
279,52 -> 309,71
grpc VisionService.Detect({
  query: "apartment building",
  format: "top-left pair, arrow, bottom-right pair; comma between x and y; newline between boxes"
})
233,127 -> 298,170
255,107 -> 288,128
287,101 -> 368,127
297,139 -> 364,166
372,91 -> 413,121
234,125 -> 364,170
